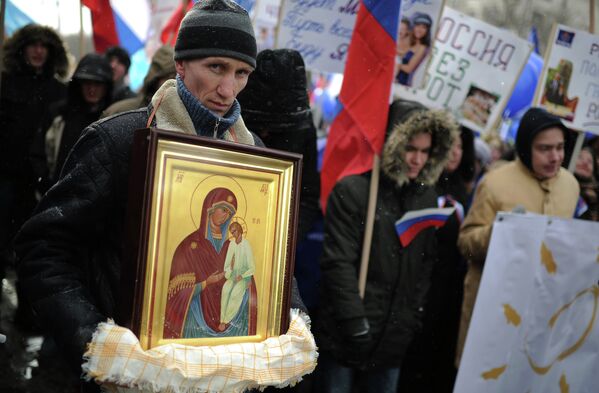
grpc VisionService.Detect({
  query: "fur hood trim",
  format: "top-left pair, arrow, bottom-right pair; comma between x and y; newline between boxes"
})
150,79 -> 255,145
3,24 -> 69,78
382,109 -> 459,187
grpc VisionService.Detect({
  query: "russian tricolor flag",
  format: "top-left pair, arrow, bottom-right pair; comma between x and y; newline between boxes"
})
574,196 -> 588,218
320,0 -> 401,211
395,207 -> 456,247
82,0 -> 149,54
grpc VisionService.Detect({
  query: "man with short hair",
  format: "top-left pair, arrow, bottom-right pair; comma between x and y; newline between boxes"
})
104,45 -> 136,103
15,0 -> 305,388
455,107 -> 580,363
315,101 -> 459,393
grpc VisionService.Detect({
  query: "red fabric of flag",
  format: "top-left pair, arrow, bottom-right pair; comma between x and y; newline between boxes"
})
319,0 -> 399,211
160,1 -> 194,46
82,0 -> 118,53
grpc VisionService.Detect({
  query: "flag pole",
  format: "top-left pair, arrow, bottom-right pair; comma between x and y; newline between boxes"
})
358,154 -> 381,298
79,1 -> 86,58
568,0 -> 595,172
591,0 -> 595,34
0,0 -> 7,93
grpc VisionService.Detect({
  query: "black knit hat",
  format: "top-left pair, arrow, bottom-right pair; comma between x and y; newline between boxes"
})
174,0 -> 257,68
72,53 -> 113,83
238,49 -> 311,131
516,107 -> 569,170
105,46 -> 131,72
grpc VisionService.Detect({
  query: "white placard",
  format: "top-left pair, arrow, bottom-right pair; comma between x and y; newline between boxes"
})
396,7 -> 532,135
534,25 -> 599,135
275,0 -> 361,73
454,212 -> 599,393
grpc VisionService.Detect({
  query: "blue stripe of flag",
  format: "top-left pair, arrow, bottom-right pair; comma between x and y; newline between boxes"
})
5,0 -> 35,35
363,0 -> 401,41
113,10 -> 144,55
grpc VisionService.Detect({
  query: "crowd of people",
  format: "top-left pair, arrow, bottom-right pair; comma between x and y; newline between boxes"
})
1,0 -> 598,392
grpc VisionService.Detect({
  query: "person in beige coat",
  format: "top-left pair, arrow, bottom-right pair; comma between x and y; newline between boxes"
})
455,107 -> 580,365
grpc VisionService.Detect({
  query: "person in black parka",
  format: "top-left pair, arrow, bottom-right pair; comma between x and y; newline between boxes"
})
31,53 -> 114,194
314,100 -> 459,393
14,2 -> 307,391
0,24 -> 68,289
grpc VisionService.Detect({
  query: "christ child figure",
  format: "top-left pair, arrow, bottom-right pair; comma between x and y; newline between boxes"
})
219,221 -> 255,332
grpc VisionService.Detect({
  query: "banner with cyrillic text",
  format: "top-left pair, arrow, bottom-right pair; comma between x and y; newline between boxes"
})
534,25 -> 599,135
276,0 -> 444,74
396,7 -> 532,135
454,212 -> 599,393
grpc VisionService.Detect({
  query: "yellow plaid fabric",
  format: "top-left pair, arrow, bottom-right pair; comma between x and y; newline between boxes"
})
83,309 -> 317,393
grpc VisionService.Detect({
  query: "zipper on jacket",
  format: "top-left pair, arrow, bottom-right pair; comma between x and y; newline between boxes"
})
213,118 -> 220,138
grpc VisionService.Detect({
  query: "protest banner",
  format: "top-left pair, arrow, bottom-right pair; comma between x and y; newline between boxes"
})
393,0 -> 444,89
275,0 -> 442,74
253,0 -> 280,51
454,212 -> 599,393
534,24 -> 599,135
396,7 -> 532,135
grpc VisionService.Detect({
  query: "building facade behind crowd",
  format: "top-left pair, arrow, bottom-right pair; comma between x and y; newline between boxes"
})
456,107 -> 580,364
14,1 -> 306,391
314,100 -> 459,393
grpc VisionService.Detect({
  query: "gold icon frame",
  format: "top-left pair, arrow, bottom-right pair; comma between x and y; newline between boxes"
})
121,128 -> 301,350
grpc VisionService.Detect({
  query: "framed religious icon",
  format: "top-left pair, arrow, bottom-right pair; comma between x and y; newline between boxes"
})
121,128 -> 302,350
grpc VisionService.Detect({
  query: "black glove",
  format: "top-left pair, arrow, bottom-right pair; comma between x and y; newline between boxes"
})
338,317 -> 373,368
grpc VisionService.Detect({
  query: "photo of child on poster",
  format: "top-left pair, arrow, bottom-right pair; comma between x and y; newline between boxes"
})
460,85 -> 500,128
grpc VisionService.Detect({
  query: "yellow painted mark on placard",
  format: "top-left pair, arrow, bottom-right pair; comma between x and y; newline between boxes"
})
481,365 -> 507,380
541,242 -> 557,274
559,374 -> 569,393
503,304 -> 521,326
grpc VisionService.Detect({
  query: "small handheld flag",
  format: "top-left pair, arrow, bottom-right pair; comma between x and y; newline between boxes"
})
574,196 -> 588,218
438,195 -> 465,223
395,207 -> 455,247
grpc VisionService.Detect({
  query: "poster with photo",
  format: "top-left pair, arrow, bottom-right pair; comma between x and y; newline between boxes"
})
534,25 -> 599,134
393,0 -> 445,89
252,0 -> 281,51
395,7 -> 532,135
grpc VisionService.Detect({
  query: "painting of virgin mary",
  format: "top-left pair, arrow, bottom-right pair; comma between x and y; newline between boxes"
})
163,187 -> 258,339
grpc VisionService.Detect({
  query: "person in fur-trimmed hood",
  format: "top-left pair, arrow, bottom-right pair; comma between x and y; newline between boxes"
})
314,99 -> 459,393
15,1 -> 306,390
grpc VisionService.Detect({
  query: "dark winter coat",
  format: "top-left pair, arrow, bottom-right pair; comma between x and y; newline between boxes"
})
0,25 -> 69,242
0,24 -> 68,180
30,54 -> 114,192
237,49 -> 321,242
316,105 -> 459,369
15,80 -> 305,379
